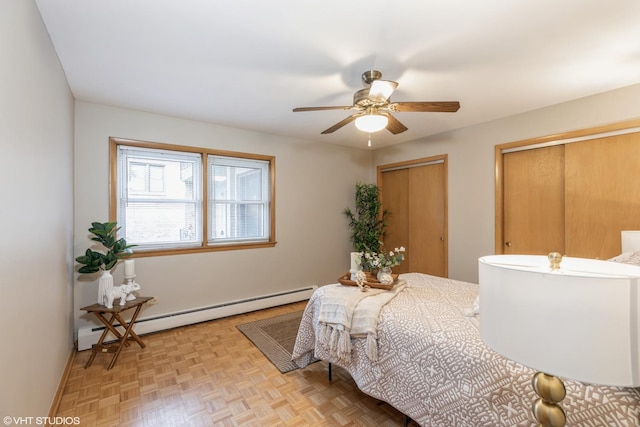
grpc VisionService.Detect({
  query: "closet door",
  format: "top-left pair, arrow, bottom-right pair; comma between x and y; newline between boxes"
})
409,163 -> 446,276
502,145 -> 565,255
497,121 -> 640,260
565,132 -> 640,258
380,168 -> 410,272
380,157 -> 447,277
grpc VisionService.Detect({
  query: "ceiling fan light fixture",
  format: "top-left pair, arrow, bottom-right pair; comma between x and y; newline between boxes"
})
355,114 -> 388,133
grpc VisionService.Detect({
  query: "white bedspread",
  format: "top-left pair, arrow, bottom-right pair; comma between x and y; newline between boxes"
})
292,273 -> 640,426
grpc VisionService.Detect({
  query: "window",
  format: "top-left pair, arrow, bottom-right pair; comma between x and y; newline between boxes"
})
208,156 -> 270,243
111,138 -> 275,255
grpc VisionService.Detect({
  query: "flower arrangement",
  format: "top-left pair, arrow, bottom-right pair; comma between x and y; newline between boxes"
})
358,246 -> 406,272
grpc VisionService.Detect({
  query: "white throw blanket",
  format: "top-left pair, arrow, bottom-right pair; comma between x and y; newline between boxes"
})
317,281 -> 406,363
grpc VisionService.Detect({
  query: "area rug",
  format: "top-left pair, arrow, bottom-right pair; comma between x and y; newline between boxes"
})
237,310 -> 318,373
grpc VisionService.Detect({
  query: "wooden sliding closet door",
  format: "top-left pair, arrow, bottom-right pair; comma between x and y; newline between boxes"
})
565,132 -> 640,258
380,157 -> 447,277
409,163 -> 446,276
497,120 -> 640,259
502,145 -> 565,255
380,168 -> 410,272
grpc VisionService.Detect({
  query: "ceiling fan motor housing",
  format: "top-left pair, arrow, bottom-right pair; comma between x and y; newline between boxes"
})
362,70 -> 383,85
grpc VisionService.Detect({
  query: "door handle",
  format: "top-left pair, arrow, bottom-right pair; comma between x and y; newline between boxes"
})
505,241 -> 512,247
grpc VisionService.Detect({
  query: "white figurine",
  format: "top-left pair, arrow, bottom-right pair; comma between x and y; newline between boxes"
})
104,282 -> 141,308
354,270 -> 368,292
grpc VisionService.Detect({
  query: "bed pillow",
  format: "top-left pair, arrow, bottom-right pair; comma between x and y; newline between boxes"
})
608,251 -> 640,265
464,295 -> 480,317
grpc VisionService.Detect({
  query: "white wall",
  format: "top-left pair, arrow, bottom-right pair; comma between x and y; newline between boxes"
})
7,1 -> 639,414
373,83 -> 640,283
0,0 -> 74,418
74,102 -> 372,331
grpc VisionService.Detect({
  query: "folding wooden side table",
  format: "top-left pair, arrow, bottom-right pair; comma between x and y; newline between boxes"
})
81,296 -> 153,370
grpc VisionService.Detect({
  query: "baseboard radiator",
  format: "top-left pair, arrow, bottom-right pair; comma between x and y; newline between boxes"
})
77,285 -> 317,351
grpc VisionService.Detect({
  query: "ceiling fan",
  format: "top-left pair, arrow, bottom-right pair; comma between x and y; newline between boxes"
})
293,70 -> 460,135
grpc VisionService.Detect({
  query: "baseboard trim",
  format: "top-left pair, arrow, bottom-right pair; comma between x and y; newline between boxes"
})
77,286 -> 317,351
48,344 -> 77,422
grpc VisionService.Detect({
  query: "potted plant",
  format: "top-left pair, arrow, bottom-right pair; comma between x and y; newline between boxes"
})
344,183 -> 389,254
76,221 -> 136,304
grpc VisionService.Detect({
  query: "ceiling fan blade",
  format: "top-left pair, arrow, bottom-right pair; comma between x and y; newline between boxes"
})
368,80 -> 398,103
293,106 -> 354,112
388,101 -> 460,113
321,113 -> 363,134
384,113 -> 408,135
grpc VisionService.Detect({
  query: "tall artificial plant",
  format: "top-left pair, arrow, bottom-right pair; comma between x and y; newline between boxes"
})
344,183 -> 389,253
76,221 -> 136,274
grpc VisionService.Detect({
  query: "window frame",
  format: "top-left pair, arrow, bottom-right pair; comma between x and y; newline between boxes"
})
109,137 -> 276,257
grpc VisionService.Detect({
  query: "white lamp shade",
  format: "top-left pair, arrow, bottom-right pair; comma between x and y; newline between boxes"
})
355,114 -> 388,133
621,230 -> 640,253
479,254 -> 640,387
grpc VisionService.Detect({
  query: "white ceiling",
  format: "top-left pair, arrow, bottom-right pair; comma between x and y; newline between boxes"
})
35,0 -> 640,149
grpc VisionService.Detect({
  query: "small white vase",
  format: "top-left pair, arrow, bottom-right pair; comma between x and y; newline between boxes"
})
97,270 -> 114,305
377,267 -> 393,285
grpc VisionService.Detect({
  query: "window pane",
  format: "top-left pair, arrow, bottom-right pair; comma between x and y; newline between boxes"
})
237,203 -> 264,237
124,201 -> 200,244
128,162 -> 165,193
208,156 -> 269,243
128,163 -> 147,193
211,165 -> 262,201
118,146 -> 202,249
209,203 -> 264,240
148,164 -> 165,193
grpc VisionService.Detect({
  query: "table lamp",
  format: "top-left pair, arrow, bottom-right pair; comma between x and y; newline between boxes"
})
479,254 -> 640,427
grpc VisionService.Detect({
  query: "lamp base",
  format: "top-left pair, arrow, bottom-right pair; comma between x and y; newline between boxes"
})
531,372 -> 566,427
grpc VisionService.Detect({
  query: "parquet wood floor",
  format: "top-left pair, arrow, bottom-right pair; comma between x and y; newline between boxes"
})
57,301 -> 416,426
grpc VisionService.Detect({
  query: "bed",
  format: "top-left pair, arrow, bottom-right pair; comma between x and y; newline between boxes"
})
291,272 -> 640,426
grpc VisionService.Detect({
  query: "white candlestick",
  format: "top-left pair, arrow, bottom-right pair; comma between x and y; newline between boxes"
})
350,252 -> 361,272
124,259 -> 135,277
621,231 -> 640,253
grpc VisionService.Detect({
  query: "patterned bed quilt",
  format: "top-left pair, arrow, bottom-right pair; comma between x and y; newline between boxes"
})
291,273 -> 640,426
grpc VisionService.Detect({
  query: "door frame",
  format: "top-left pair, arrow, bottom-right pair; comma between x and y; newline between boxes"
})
495,118 -> 640,253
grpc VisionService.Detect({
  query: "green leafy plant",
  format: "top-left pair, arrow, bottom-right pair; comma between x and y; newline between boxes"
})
344,183 -> 389,253
75,221 -> 136,274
